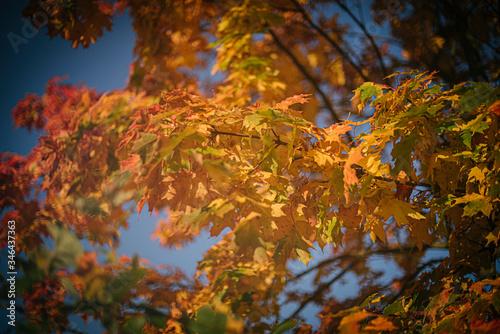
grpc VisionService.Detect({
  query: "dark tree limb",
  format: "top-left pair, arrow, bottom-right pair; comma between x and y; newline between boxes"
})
283,249 -> 445,323
284,258 -> 361,323
289,0 -> 370,82
267,28 -> 342,124
288,245 -> 438,283
333,0 -> 389,78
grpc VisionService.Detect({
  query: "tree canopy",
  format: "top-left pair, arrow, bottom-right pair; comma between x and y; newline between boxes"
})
2,1 -> 500,333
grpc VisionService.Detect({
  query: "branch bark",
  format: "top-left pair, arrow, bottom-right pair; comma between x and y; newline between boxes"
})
267,28 -> 342,124
333,0 -> 389,78
288,244 -> 439,283
285,258 -> 361,322
290,0 -> 370,82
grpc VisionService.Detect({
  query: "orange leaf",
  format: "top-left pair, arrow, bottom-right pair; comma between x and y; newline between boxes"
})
363,316 -> 397,331
339,310 -> 372,334
275,94 -> 311,111
488,100 -> 500,116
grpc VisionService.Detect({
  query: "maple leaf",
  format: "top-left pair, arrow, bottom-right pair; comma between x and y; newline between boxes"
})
274,94 -> 311,111
363,316 -> 397,331
409,218 -> 432,251
338,310 -> 373,334
351,82 -> 383,112
485,232 -> 498,246
343,147 -> 363,200
364,214 -> 386,243
379,198 -> 425,226
454,193 -> 492,217
271,203 -> 287,218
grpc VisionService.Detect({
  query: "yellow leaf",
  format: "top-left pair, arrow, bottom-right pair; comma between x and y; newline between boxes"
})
358,155 -> 390,176
468,166 -> 486,181
194,181 -> 208,199
271,203 -> 287,217
486,232 -> 498,246
329,58 -> 345,86
379,198 -> 424,226
295,247 -> 313,265
344,147 -> 363,186
253,247 -> 268,264
307,53 -> 318,67
310,150 -> 334,167
296,204 -> 307,216
209,198 -> 235,218
364,214 -> 386,243
240,211 -> 262,224
339,310 -> 372,334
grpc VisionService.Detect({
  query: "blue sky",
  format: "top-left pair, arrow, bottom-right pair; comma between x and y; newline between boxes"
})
0,2 -> 133,155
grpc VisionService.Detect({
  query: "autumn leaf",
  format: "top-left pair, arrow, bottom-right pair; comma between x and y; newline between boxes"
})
274,94 -> 311,111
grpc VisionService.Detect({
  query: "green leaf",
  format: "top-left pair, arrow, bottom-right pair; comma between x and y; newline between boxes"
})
238,56 -> 271,69
325,217 -> 343,246
144,307 -> 167,329
158,127 -> 204,160
454,193 -> 492,217
109,266 -> 148,300
331,167 -> 345,200
353,82 -> 383,108
48,224 -> 84,269
188,307 -> 227,334
60,276 -> 80,299
383,300 -> 405,316
459,113 -> 488,148
434,317 -> 455,333
391,133 -> 418,176
384,70 -> 420,79
243,114 -> 268,133
360,293 -> 380,308
458,82 -> 496,112
272,320 -> 298,334
133,132 -> 158,152
121,314 -> 146,334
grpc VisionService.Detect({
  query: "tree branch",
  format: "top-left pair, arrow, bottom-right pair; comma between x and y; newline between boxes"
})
290,0 -> 370,82
282,249 -> 445,323
211,129 -> 288,146
284,258 -> 361,322
387,258 -> 444,304
212,130 -> 440,190
267,29 -> 342,125
288,245 -> 437,283
333,0 -> 388,78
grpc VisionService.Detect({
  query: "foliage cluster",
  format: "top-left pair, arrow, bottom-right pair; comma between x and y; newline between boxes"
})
2,0 -> 500,333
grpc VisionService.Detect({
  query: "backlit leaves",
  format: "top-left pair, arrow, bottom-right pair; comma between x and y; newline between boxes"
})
3,64 -> 500,333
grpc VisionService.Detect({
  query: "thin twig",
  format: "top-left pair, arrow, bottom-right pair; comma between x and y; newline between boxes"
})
211,129 -> 288,146
284,258 -> 361,322
387,258 -> 444,304
290,0 -> 370,82
289,245 -> 436,283
267,28 -> 342,125
333,0 -> 388,78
